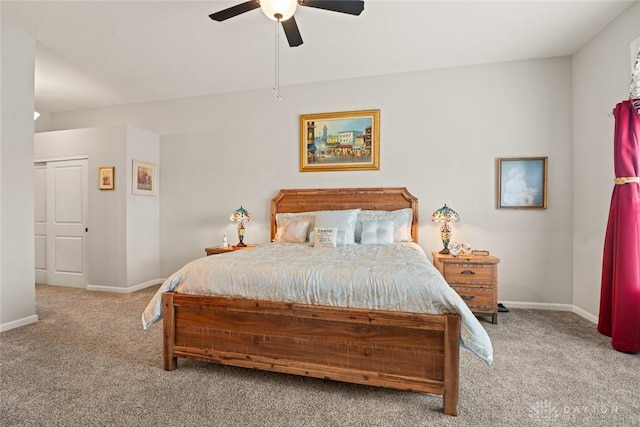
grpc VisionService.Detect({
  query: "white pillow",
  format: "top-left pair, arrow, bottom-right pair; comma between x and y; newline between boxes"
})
360,220 -> 394,245
309,229 -> 347,247
314,209 -> 361,245
314,227 -> 338,248
274,212 -> 315,242
276,220 -> 310,243
355,208 -> 413,242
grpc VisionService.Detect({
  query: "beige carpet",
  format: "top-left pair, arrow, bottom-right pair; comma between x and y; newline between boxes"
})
1,284 -> 638,427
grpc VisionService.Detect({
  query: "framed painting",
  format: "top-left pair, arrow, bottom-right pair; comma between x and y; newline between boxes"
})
132,160 -> 157,196
497,157 -> 548,209
300,109 -> 380,172
98,166 -> 115,190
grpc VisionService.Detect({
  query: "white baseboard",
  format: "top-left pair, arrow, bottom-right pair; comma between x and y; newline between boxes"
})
87,278 -> 165,294
571,305 -> 598,324
1,314 -> 39,332
500,300 -> 597,324
500,301 -> 574,311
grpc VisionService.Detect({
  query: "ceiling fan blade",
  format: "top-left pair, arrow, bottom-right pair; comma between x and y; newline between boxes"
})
281,16 -> 303,47
209,1 -> 260,22
299,0 -> 364,15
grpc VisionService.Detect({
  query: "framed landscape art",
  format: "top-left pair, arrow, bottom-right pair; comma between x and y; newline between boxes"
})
300,109 -> 380,172
497,157 -> 548,209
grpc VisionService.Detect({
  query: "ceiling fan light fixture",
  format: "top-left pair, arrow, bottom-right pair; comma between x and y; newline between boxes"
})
260,0 -> 297,21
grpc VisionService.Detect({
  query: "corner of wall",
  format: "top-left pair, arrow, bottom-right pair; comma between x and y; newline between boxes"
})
570,1 -> 640,320
125,127 -> 161,286
1,22 -> 37,326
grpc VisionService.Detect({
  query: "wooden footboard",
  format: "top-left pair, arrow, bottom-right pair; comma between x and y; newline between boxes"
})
162,291 -> 460,416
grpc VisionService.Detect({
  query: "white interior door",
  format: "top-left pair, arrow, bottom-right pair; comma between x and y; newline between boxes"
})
46,159 -> 88,287
34,163 -> 48,284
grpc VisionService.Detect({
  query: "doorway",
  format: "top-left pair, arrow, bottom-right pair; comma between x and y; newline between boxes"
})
34,158 -> 88,288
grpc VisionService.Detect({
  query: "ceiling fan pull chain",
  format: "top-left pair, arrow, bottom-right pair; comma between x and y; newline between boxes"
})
273,18 -> 282,101
273,19 -> 278,95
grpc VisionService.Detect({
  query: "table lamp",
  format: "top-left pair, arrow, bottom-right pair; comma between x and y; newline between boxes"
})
431,204 -> 460,254
230,206 -> 251,247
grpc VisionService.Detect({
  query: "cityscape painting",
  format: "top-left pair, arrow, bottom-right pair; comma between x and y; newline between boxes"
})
300,109 -> 380,172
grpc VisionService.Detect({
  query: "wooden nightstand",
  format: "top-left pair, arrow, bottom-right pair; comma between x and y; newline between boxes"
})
432,252 -> 500,324
205,245 -> 258,256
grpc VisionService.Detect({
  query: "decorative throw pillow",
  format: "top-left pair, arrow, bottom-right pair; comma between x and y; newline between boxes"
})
274,212 -> 315,242
314,227 -> 338,248
355,208 -> 413,242
314,209 -> 361,245
360,220 -> 394,245
276,220 -> 310,243
309,229 -> 347,247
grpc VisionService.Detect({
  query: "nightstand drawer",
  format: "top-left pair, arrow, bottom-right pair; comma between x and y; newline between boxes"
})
442,263 -> 495,283
450,285 -> 494,311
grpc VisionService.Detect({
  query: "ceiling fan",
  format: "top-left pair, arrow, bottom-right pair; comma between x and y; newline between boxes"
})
209,0 -> 365,47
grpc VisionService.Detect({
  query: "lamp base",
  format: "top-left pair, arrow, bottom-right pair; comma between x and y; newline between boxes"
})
439,248 -> 450,254
236,223 -> 246,247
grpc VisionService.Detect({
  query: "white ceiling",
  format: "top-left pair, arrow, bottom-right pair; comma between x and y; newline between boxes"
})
2,0 -> 636,113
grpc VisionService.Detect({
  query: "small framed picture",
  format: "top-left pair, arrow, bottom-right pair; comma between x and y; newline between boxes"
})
497,157 -> 548,209
98,166 -> 115,190
132,160 -> 157,196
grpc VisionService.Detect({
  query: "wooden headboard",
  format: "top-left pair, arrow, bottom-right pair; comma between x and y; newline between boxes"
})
270,187 -> 418,243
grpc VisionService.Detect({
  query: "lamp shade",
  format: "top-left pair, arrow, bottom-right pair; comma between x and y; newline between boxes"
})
260,0 -> 297,21
230,206 -> 251,223
431,204 -> 460,223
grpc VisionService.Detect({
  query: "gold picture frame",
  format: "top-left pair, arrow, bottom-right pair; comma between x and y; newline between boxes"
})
497,157 -> 548,209
98,166 -> 115,190
300,109 -> 380,172
132,160 -> 157,196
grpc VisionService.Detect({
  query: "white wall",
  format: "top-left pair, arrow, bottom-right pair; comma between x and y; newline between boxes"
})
49,57 -> 575,307
0,23 -> 37,331
126,126 -> 160,287
572,2 -> 640,319
34,125 -> 161,290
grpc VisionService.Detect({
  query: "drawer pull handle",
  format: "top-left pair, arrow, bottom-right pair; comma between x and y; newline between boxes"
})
461,294 -> 475,300
461,270 -> 476,275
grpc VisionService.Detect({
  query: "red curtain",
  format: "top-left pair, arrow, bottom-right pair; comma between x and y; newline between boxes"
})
598,99 -> 640,353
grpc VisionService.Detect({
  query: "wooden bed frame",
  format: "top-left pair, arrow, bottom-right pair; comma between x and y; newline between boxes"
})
162,187 -> 460,416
